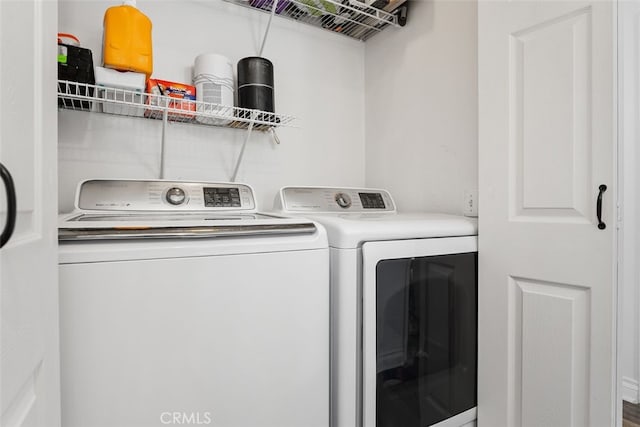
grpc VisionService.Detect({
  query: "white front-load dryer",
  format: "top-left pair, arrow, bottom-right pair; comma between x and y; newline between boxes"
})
275,186 -> 478,427
58,180 -> 329,427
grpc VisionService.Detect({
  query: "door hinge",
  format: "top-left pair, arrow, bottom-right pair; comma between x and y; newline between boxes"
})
616,203 -> 623,229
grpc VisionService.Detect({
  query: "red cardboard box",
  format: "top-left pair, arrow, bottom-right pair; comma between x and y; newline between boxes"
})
145,78 -> 196,120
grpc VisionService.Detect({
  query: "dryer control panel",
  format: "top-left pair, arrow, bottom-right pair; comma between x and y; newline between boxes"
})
277,187 -> 396,213
76,180 -> 256,211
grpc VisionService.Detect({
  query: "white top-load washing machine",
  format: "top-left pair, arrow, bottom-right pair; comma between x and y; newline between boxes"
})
58,180 -> 329,427
275,187 -> 478,427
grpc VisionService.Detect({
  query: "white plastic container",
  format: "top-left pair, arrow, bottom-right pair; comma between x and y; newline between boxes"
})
95,66 -> 146,117
193,53 -> 234,125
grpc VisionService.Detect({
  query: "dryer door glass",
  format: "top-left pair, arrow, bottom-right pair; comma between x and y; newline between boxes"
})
375,252 -> 477,427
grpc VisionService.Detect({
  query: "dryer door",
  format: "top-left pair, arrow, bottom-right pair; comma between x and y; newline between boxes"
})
362,237 -> 477,427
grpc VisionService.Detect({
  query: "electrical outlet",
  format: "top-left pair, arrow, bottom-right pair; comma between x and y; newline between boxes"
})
463,190 -> 478,217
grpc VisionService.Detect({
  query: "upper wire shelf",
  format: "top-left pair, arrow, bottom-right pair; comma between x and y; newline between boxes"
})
57,80 -> 296,132
224,0 -> 400,41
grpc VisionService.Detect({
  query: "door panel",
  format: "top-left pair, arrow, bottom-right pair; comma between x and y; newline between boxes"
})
511,8 -> 592,220
510,278 -> 590,427
479,1 -> 616,427
1,0 -> 38,239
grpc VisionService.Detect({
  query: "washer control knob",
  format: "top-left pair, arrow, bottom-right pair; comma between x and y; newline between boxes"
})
166,187 -> 186,205
335,192 -> 352,209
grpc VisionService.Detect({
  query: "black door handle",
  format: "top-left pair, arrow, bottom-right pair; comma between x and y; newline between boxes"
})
597,184 -> 607,230
0,162 -> 17,248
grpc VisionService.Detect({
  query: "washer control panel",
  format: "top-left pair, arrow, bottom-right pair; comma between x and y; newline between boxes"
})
279,187 -> 396,213
77,180 -> 256,211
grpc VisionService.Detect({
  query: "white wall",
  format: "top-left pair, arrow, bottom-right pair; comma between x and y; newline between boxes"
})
620,0 -> 640,404
58,0 -> 366,212
363,0 -> 478,214
58,1 -> 480,215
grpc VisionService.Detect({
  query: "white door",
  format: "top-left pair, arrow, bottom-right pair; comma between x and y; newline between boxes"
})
478,1 -> 617,427
0,0 -> 60,426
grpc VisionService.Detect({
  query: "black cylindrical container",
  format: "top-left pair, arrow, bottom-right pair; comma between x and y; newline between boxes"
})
237,57 -> 274,113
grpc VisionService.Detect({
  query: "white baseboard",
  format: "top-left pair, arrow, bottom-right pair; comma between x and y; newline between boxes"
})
623,377 -> 639,404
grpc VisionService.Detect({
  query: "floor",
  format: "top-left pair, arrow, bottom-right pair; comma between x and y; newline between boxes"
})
624,401 -> 640,427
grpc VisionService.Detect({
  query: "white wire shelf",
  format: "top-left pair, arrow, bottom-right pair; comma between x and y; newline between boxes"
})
57,80 -> 296,131
224,0 -> 400,41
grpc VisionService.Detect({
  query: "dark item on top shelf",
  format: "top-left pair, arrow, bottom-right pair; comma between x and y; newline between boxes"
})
57,43 -> 95,110
370,0 -> 407,12
330,0 -> 395,39
318,0 -> 353,32
250,0 -> 291,13
284,3 -> 308,19
395,1 -> 408,26
370,0 -> 388,9
237,57 -> 275,120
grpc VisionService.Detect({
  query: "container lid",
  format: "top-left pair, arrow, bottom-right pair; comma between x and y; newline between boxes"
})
193,53 -> 233,79
237,57 -> 274,87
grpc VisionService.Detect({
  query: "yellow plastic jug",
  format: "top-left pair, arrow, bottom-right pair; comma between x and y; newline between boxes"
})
103,0 -> 153,78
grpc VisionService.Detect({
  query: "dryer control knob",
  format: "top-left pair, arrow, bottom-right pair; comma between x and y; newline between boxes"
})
335,192 -> 352,209
166,187 -> 186,205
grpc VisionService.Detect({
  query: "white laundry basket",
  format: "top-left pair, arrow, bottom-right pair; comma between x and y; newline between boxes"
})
193,53 -> 234,125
